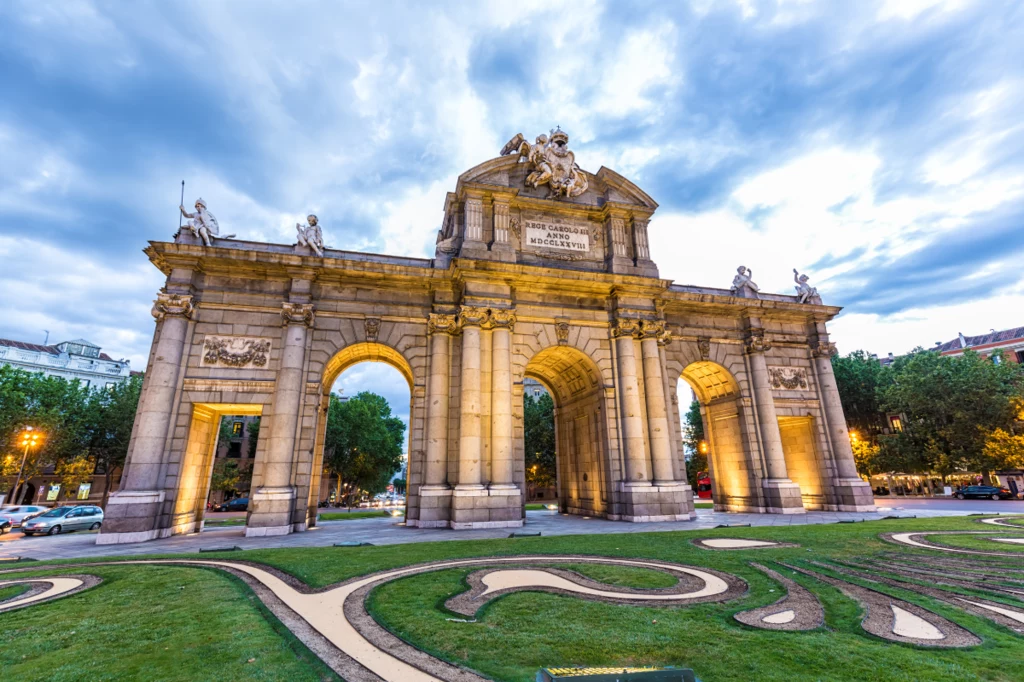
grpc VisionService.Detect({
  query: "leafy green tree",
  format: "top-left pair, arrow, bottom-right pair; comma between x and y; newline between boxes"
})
524,392 -> 556,493
56,455 -> 96,500
86,374 -> 143,506
209,459 -> 244,497
878,349 -> 1024,481
323,392 -> 405,505
983,428 -> 1024,470
832,350 -> 887,443
1,368 -> 94,503
682,400 -> 708,488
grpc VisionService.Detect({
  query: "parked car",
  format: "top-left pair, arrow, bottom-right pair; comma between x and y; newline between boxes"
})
21,505 -> 104,536
955,485 -> 1015,500
0,517 -> 11,534
0,505 -> 48,528
214,497 -> 249,512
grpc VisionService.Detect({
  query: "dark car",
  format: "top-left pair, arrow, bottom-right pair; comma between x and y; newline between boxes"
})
0,517 -> 11,534
955,485 -> 1015,500
214,497 -> 249,512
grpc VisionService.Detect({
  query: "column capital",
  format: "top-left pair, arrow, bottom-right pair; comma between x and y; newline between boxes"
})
638,319 -> 666,340
611,317 -> 641,338
281,302 -> 315,327
151,292 -> 194,321
744,328 -> 772,354
483,309 -> 517,331
811,340 -> 838,358
427,312 -> 459,335
458,305 -> 490,328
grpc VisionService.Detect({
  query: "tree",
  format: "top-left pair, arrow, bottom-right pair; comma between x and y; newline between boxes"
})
983,428 -> 1024,470
682,400 -> 708,488
247,417 -> 261,459
832,351 -> 887,443
209,459 -> 244,497
86,374 -> 143,506
0,368 -> 94,503
56,455 -> 96,500
323,392 -> 405,505
877,349 -> 1024,481
524,392 -> 556,494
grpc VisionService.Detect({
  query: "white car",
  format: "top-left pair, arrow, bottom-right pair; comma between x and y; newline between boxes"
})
0,505 -> 48,529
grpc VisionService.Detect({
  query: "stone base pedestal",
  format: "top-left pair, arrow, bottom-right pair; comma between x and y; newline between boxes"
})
245,486 -> 296,538
761,479 -> 806,514
96,490 -> 167,545
408,485 -> 453,528
489,244 -> 517,263
833,478 -> 876,512
611,482 -> 695,522
450,484 -> 524,529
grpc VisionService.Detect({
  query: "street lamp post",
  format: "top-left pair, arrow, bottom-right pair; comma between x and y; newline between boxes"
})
9,426 -> 41,506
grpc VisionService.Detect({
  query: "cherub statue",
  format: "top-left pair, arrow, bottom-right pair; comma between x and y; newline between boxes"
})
793,268 -> 820,304
730,265 -> 759,297
296,214 -> 324,257
179,198 -> 234,246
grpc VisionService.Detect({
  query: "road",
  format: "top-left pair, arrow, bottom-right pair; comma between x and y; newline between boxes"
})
874,496 -> 1024,513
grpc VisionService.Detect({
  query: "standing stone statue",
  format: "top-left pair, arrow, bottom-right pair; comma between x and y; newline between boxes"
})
296,214 -> 325,257
793,268 -> 821,304
179,198 -> 234,246
730,265 -> 759,297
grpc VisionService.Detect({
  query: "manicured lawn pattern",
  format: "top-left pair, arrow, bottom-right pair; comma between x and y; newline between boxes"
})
1,515 -> 1023,681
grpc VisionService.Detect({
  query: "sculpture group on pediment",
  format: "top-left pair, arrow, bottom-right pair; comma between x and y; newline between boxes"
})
501,127 -> 589,199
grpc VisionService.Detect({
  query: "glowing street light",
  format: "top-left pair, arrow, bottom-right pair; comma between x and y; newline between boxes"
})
10,426 -> 43,506
699,440 -> 708,454
849,430 -> 859,444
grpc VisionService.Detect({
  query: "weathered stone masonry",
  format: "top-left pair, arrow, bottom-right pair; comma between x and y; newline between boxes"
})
99,144 -> 872,544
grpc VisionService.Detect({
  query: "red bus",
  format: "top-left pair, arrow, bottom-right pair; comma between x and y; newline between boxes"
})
696,472 -> 712,499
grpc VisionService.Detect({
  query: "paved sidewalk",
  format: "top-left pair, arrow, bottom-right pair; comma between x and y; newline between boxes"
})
0,506 -> 993,563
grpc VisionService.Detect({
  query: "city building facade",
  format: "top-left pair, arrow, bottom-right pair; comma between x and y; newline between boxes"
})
0,338 -> 133,388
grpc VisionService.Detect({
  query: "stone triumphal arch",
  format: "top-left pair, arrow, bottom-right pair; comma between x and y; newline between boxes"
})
99,128 -> 873,544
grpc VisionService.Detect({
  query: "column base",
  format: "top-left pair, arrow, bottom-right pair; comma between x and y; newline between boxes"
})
246,486 -> 296,536
97,490 -> 167,544
761,479 -> 807,514
410,485 -> 452,527
612,482 -> 695,522
450,484 -> 523,529
832,478 -> 877,512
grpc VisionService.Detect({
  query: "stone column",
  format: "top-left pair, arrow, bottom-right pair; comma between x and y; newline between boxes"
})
416,312 -> 457,527
745,326 -> 804,513
639,321 -> 674,485
489,310 -> 516,489
424,314 -> 456,487
456,306 -> 487,488
247,302 -> 313,537
98,292 -> 193,544
811,339 -> 876,511
612,318 -> 649,485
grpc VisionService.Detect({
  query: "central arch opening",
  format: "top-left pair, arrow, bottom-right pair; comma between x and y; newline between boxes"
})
521,346 -> 610,518
316,342 -> 412,516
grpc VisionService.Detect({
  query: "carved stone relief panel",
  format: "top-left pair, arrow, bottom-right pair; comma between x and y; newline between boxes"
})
201,336 -> 272,368
767,367 -> 809,390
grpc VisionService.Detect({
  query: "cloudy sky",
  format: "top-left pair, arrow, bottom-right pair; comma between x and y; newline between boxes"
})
2,0 -> 1023,431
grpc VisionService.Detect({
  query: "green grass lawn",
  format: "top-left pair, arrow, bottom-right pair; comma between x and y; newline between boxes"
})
318,509 -> 399,521
2,515 -> 1023,681
694,501 -> 713,508
204,518 -> 246,527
